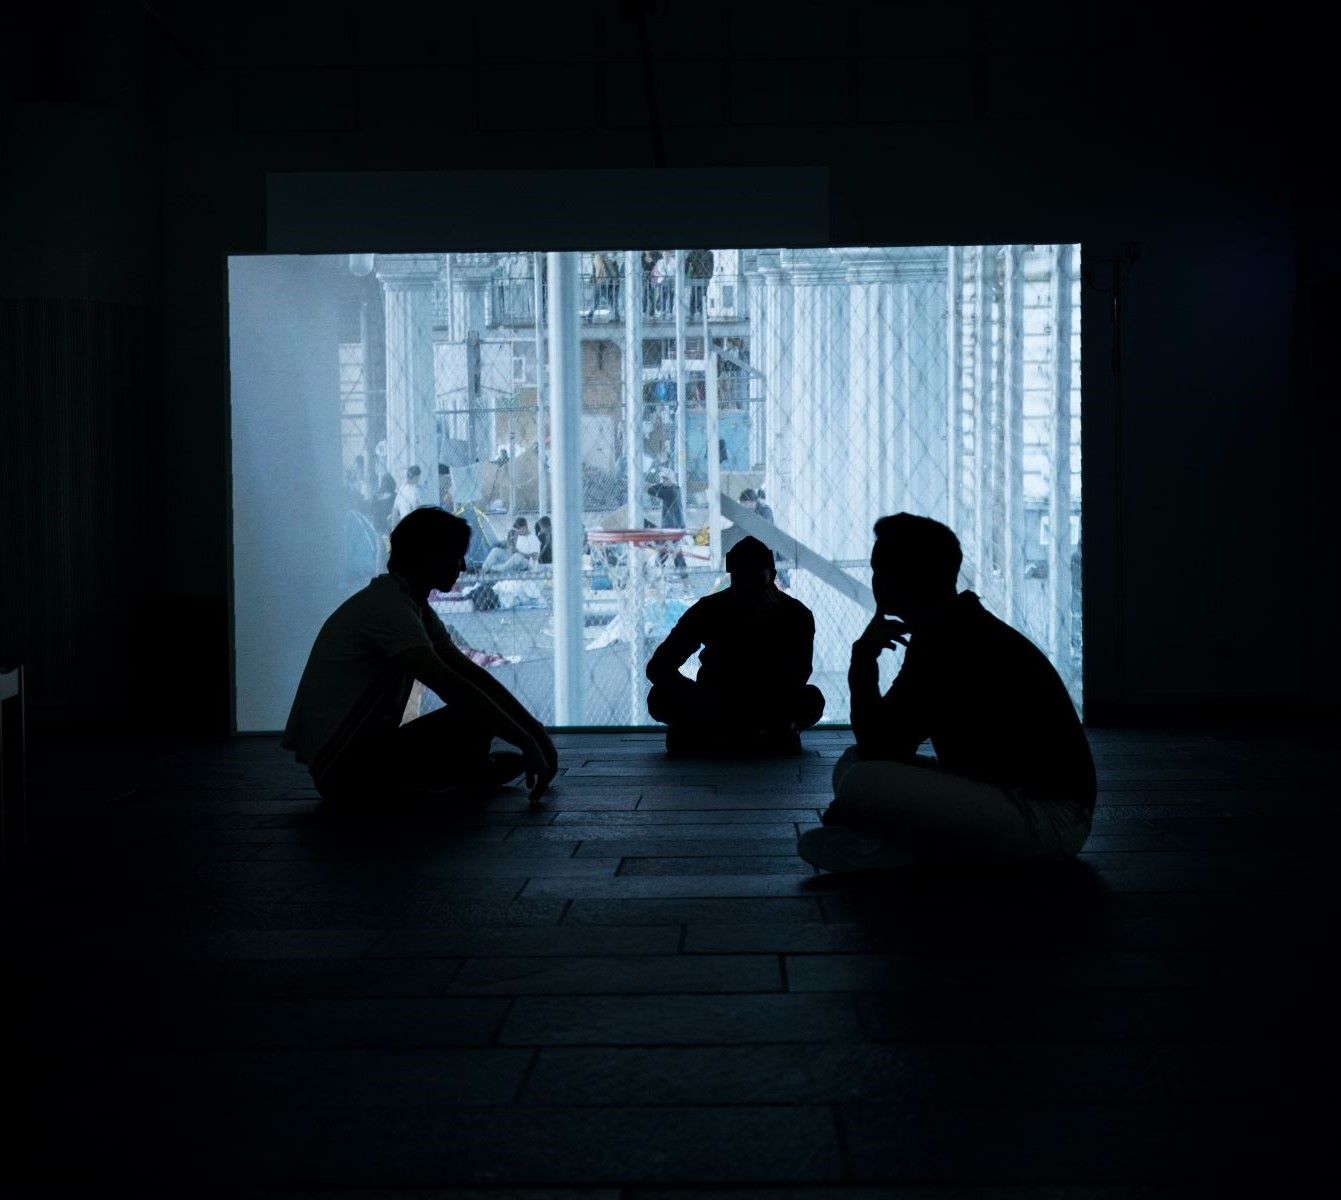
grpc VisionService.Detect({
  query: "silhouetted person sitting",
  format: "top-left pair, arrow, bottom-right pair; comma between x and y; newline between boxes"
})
646,536 -> 825,756
282,508 -> 558,808
798,513 -> 1095,872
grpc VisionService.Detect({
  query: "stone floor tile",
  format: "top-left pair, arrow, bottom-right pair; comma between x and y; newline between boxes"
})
367,925 -> 683,958
556,809 -> 824,826
448,953 -> 781,995
203,996 -> 511,1048
561,897 -> 824,924
617,855 -> 815,876
524,1041 -> 1233,1106
500,993 -> 863,1045
520,875 -> 821,899
206,1046 -> 534,1108
247,1105 -> 842,1187
507,822 -> 801,840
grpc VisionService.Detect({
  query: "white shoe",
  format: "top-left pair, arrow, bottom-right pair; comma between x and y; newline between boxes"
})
797,825 -> 913,873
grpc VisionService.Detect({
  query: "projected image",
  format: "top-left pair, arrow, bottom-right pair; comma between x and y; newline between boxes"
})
229,247 -> 1082,732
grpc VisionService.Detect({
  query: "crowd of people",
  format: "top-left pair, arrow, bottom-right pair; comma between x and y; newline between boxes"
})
579,249 -> 716,320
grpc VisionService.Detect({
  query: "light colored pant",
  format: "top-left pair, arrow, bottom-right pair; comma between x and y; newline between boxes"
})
831,746 -> 1091,861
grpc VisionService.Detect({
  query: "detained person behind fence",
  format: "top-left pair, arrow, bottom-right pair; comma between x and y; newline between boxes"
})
646,535 -> 825,756
282,508 -> 559,808
798,513 -> 1095,872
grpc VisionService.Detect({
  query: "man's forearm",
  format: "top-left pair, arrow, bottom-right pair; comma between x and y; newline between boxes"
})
398,647 -> 536,748
456,653 -> 545,735
646,629 -> 695,685
848,651 -> 884,753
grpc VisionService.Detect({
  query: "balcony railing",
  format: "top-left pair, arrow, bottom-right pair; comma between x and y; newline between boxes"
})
487,273 -> 747,329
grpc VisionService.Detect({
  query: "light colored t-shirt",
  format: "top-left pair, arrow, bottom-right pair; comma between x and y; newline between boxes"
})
390,482 -> 423,526
281,573 -> 453,770
515,532 -> 541,557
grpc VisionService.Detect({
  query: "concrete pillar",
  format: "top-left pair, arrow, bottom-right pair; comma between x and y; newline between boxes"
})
1048,243 -> 1075,680
756,253 -> 791,509
376,254 -> 442,503
451,253 -> 495,464
624,250 -> 647,722
782,249 -> 849,558
673,249 -> 688,499
624,250 -> 645,522
841,251 -> 902,543
947,247 -> 964,537
971,246 -> 994,595
1003,245 -> 1026,629
548,252 -> 584,724
534,252 -> 549,517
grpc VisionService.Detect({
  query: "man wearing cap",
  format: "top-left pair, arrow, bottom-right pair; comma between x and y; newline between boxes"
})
645,535 -> 825,755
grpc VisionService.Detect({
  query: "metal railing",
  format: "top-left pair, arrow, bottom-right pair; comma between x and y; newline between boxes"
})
487,272 -> 748,329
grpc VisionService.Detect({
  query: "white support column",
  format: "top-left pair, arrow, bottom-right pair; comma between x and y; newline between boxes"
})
838,247 -> 950,546
783,249 -> 849,559
1048,243 -> 1074,674
548,252 -> 584,725
453,254 -> 494,465
743,257 -> 766,470
904,266 -> 951,523
895,282 -> 914,516
673,249 -> 687,502
623,250 -> 644,524
533,252 -> 549,517
972,245 -> 993,595
757,252 -> 791,508
947,247 -> 963,536
624,250 -> 646,723
376,254 -> 442,508
705,351 -> 722,569
843,258 -> 892,539
1003,245 -> 1025,629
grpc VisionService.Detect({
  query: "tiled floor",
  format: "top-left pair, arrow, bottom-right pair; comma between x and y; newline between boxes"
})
7,724 -> 1339,1196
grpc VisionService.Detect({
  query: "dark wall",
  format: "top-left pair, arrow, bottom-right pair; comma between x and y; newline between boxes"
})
2,0 -> 1334,730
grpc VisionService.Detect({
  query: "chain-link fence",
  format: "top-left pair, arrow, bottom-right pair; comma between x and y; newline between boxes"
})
333,245 -> 1082,728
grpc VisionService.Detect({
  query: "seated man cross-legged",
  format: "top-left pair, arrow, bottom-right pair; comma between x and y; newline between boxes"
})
283,508 -> 558,808
646,535 -> 825,756
798,513 -> 1095,872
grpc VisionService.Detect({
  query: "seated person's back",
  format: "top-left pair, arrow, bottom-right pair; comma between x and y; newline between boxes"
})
646,536 -> 824,753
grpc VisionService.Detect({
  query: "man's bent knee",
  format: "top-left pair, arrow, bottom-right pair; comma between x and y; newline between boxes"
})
831,745 -> 863,797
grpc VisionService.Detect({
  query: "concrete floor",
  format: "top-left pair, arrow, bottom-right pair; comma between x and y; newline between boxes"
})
6,723 -> 1338,1195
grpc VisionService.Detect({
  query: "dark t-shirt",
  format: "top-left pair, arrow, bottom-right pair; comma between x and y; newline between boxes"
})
849,592 -> 1096,809
647,482 -> 685,529
648,586 -> 815,701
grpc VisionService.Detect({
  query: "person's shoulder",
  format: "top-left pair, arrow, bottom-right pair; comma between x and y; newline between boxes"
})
958,593 -> 1052,659
688,588 -> 728,615
357,573 -> 420,613
776,589 -> 814,618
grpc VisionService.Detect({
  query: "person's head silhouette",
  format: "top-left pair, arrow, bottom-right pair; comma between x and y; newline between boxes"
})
870,514 -> 962,625
725,535 -> 775,598
388,507 -> 471,595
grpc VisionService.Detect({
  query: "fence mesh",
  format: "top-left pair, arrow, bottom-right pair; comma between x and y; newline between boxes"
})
334,245 -> 1082,727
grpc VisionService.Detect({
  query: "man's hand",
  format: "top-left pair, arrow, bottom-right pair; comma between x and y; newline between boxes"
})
852,614 -> 909,661
535,725 -> 559,775
522,730 -> 559,805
